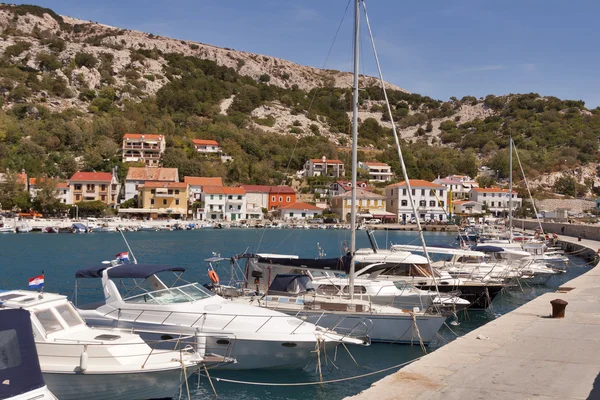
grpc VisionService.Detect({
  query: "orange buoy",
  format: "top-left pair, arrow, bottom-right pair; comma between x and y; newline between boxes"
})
208,270 -> 219,283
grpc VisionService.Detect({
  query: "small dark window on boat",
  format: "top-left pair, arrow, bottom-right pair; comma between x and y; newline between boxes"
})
216,339 -> 230,345
94,334 -> 121,341
160,335 -> 173,340
281,342 -> 297,348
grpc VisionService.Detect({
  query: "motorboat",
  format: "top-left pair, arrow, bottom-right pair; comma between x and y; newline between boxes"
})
0,290 -> 205,400
42,227 -> 58,234
137,224 -> 158,232
0,308 -> 57,400
72,222 -> 89,233
0,225 -> 15,233
74,262 -> 367,370
16,223 -> 32,233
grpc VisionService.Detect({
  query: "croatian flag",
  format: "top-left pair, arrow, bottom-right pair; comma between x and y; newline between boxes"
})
116,252 -> 129,263
28,275 -> 44,290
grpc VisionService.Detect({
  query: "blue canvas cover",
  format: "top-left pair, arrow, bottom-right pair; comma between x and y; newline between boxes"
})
268,274 -> 312,294
471,245 -> 505,253
0,309 -> 46,399
75,264 -> 185,279
257,255 -> 353,274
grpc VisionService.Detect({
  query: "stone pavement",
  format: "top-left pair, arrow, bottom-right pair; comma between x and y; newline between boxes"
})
347,235 -> 600,400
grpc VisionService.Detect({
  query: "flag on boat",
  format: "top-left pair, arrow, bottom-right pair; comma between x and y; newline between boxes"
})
28,275 -> 44,289
115,251 -> 129,263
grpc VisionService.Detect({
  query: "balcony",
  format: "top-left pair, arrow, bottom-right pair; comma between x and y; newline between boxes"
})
123,144 -> 161,150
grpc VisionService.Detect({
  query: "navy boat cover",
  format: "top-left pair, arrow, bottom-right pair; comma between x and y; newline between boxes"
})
256,255 -> 353,274
75,264 -> 185,279
268,274 -> 313,295
470,245 -> 505,253
0,309 -> 46,398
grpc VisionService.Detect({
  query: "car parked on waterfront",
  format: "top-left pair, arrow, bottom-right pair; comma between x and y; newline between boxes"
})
367,218 -> 381,224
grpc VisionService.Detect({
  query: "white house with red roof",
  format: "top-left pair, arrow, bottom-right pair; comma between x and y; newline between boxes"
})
274,202 -> 323,221
358,161 -> 393,182
184,176 -> 223,204
201,186 -> 247,221
122,133 -> 165,167
124,167 -> 179,201
192,139 -> 222,154
385,179 -> 448,223
433,175 -> 479,199
469,187 -> 521,216
69,169 -> 120,206
328,180 -> 370,197
303,156 -> 345,178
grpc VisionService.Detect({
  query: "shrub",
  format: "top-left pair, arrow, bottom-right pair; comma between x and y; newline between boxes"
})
78,88 -> 96,101
36,52 -> 61,71
4,41 -> 31,57
259,74 -> 270,83
190,44 -> 199,50
74,52 -> 97,68
281,72 -> 290,80
8,84 -> 31,102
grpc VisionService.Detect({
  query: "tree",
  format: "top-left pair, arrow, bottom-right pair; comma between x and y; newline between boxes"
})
75,200 -> 107,217
119,198 -> 137,208
259,74 -> 270,83
32,177 -> 62,215
36,52 -> 61,71
477,175 -> 496,188
553,176 -> 577,197
0,170 -> 29,211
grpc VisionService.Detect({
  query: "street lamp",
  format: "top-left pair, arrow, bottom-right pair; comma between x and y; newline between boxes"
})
73,205 -> 78,220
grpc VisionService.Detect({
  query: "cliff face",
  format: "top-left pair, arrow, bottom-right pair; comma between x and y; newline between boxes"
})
0,5 -> 407,113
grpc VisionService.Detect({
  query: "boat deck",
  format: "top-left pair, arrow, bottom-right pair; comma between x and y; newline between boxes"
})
346,234 -> 600,400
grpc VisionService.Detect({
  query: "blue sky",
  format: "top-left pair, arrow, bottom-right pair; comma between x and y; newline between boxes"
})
15,0 -> 600,107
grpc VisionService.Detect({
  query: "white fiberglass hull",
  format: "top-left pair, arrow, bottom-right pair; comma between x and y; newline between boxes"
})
42,368 -> 192,400
7,386 -> 56,400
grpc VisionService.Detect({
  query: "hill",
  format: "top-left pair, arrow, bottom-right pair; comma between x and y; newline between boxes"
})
0,4 -> 599,198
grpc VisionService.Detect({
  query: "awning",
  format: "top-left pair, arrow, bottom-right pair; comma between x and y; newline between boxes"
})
357,213 -> 373,218
76,264 -> 185,279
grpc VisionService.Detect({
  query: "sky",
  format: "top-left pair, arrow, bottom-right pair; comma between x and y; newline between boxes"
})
14,0 -> 600,107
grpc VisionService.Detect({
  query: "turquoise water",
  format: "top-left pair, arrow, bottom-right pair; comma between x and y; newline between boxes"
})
0,229 -> 591,399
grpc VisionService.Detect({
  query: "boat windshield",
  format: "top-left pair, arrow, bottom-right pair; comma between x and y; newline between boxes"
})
124,283 -> 213,304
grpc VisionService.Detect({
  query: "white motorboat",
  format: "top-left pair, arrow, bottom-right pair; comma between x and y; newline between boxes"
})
16,223 -> 32,233
0,226 -> 15,233
137,224 -> 158,232
0,308 -> 57,400
0,290 -> 205,400
74,263 -> 367,370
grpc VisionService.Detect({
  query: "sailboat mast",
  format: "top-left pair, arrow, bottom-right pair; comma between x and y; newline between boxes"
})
349,0 -> 360,300
508,136 -> 513,241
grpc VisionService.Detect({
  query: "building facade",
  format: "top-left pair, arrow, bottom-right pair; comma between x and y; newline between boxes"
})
69,171 -> 120,206
330,189 -> 387,222
184,176 -> 223,204
192,139 -> 222,154
433,175 -> 479,200
452,200 -> 484,215
267,186 -> 296,210
137,182 -> 189,218
124,167 -> 178,201
358,162 -> 393,182
303,156 -> 345,178
201,186 -> 247,221
328,180 -> 370,198
274,202 -> 323,221
122,134 -> 166,167
469,187 -> 522,216
386,180 -> 448,223
28,178 -> 71,205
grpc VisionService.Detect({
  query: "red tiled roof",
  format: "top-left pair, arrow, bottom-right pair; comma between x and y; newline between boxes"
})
192,139 -> 220,146
334,189 -> 385,199
139,182 -> 187,189
29,177 -> 46,185
269,185 -> 295,194
184,176 -> 223,186
203,186 -> 225,195
362,162 -> 390,167
334,180 -> 371,191
223,187 -> 246,195
123,133 -> 164,140
278,202 -> 322,211
17,173 -> 27,185
70,172 -> 113,182
56,182 -> 69,189
310,158 -> 344,164
386,180 -> 445,189
240,185 -> 295,194
126,167 -> 178,182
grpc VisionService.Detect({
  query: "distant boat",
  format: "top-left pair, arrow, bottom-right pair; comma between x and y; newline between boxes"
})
0,226 -> 15,233
137,225 -> 157,232
16,223 -> 32,233
42,226 -> 58,233
72,222 -> 88,233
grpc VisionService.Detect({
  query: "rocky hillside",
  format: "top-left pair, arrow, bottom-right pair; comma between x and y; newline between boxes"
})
0,4 -> 406,114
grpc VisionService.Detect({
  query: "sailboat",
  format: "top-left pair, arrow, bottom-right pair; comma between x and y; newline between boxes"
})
209,0 -> 447,344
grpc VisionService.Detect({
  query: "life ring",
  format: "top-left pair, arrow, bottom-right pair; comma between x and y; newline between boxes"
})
208,270 -> 219,283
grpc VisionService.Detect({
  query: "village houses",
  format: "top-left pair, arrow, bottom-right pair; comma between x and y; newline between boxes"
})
358,162 -> 393,182
201,186 -> 247,221
303,156 -> 345,178
385,180 -> 448,223
69,170 -> 120,206
331,189 -> 390,222
328,180 -> 370,198
273,202 -> 323,221
136,182 -> 189,219
124,167 -> 179,201
433,175 -> 479,199
184,176 -> 223,205
121,134 -> 166,167
469,187 -> 522,217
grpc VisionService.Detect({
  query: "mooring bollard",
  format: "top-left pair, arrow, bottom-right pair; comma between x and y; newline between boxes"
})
550,299 -> 568,318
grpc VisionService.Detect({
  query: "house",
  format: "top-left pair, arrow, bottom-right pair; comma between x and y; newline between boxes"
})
184,176 -> 223,204
469,187 -> 522,217
452,200 -> 484,215
69,170 -> 120,206
433,176 -> 479,200
358,162 -> 393,182
330,189 -> 388,222
28,178 -> 71,205
201,186 -> 247,221
385,180 -> 448,223
329,180 -> 370,197
303,156 -> 345,178
124,167 -> 178,201
121,134 -> 166,167
240,185 -> 297,217
192,139 -> 222,154
267,186 -> 296,210
0,169 -> 28,191
136,182 -> 189,218
273,202 -> 323,221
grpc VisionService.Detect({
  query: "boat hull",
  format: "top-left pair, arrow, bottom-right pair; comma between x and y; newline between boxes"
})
42,368 -> 191,400
414,284 -> 504,310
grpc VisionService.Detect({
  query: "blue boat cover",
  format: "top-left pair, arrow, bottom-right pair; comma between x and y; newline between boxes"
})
470,245 -> 505,253
257,255 -> 353,273
268,274 -> 312,293
72,222 -> 88,231
0,309 -> 46,398
75,264 -> 185,279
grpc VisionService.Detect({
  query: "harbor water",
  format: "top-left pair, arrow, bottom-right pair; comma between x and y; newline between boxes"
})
0,229 -> 591,400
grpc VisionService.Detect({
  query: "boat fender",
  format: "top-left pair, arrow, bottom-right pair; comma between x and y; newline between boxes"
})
208,270 -> 219,284
79,345 -> 88,371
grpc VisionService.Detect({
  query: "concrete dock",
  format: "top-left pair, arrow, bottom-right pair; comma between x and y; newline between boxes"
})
348,235 -> 600,400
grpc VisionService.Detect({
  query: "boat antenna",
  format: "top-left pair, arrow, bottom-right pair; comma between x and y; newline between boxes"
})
509,135 -> 514,242
361,0 -> 441,298
348,0 -> 361,302
119,228 -> 138,264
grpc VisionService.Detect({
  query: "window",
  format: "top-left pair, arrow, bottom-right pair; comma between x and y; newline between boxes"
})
210,195 -> 214,200
237,205 -> 241,210
272,196 -> 276,202
101,195 -> 106,202
238,195 -> 242,200
0,330 -> 20,370
151,189 -> 156,194
401,200 -> 408,206
86,184 -> 94,191
56,305 -> 82,327
75,195 -> 81,201
429,200 -> 436,207
74,184 -> 82,190
209,205 -> 213,210
411,189 -> 415,196
483,193 -> 487,197
175,190 -> 179,195
286,196 -> 290,202
150,199 -> 155,205
101,184 -> 106,191
439,190 -> 443,196
279,196 -> 283,202
35,309 -> 63,334
219,195 -> 223,200
228,195 -> 232,200
162,199 -> 167,205
440,201 -> 444,207
301,212 -> 306,217
290,212 -> 294,217
402,189 -> 406,196
175,199 -> 180,205
168,189 -> 173,195
218,205 -> 222,210
421,189 -> 425,196
419,200 -> 426,207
